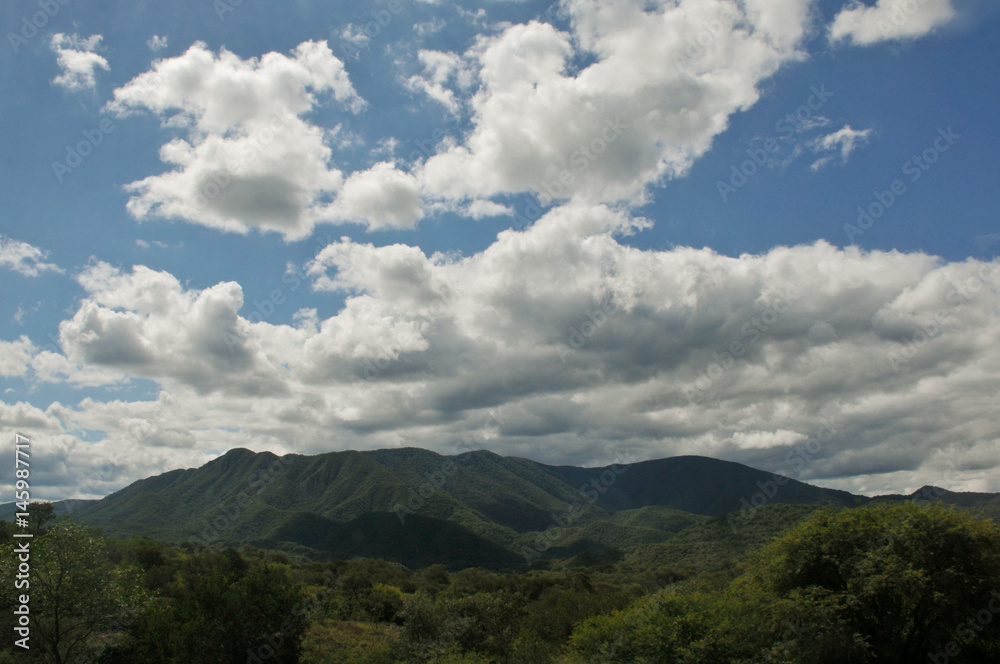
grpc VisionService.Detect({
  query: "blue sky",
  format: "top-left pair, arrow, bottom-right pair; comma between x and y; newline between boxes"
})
2,0 -> 999,501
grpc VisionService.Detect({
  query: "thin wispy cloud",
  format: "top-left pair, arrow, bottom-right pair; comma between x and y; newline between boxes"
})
809,125 -> 874,171
147,35 -> 169,52
0,236 -> 63,277
50,33 -> 110,91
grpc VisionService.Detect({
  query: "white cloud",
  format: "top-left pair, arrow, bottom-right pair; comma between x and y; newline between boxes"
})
30,351 -> 129,388
21,203 -> 1000,497
50,33 -> 109,91
829,0 -> 956,46
147,35 -> 168,52
340,23 -> 371,50
107,41 -> 420,239
732,429 -> 807,450
405,49 -> 474,115
413,18 -> 447,36
329,162 -> 425,230
0,236 -> 63,277
0,399 -> 215,501
809,124 -> 873,170
463,199 -> 512,219
974,233 -> 1000,256
0,336 -> 35,377
417,0 -> 812,207
57,261 -> 286,395
135,239 -> 182,250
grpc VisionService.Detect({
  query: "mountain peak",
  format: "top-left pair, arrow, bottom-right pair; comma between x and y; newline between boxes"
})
911,485 -> 948,499
47,447 -> 997,569
223,447 -> 256,457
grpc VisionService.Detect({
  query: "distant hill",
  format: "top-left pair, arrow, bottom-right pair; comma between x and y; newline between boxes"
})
0,498 -> 96,522
4,448 -> 997,570
873,485 -> 1000,522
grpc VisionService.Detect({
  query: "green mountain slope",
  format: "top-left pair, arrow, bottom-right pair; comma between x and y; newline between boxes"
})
539,455 -> 864,515
12,447 -> 996,570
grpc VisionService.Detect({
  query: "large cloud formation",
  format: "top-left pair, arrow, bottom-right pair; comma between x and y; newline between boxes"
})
4,0 -> 993,502
6,204 -> 1000,499
418,0 -> 812,206
112,0 -> 815,236
107,41 -> 423,238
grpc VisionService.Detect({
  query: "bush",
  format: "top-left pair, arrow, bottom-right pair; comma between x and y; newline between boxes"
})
742,503 -> 1000,662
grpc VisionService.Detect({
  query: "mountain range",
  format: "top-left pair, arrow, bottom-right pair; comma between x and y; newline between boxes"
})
8,448 -> 999,570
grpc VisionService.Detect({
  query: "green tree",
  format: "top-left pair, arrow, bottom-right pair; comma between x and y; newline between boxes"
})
444,591 -> 525,659
0,520 -> 149,664
567,588 -> 767,664
299,619 -> 398,664
28,503 -> 57,536
122,551 -> 306,664
743,502 -> 1000,663
567,504 -> 1000,664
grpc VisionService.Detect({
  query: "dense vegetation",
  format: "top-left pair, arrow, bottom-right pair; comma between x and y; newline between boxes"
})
2,500 -> 999,664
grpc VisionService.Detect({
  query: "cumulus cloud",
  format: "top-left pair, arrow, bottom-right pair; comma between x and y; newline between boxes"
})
416,0 -> 812,208
107,41 -> 421,238
0,399 -> 215,501
11,2 -> 997,501
19,204 -> 1000,498
29,350 -> 129,388
809,124 -> 873,170
0,337 -> 35,377
107,2 -> 830,236
0,236 -> 63,277
829,0 -> 956,46
51,33 -> 109,91
57,261 -> 288,395
329,162 -> 425,230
